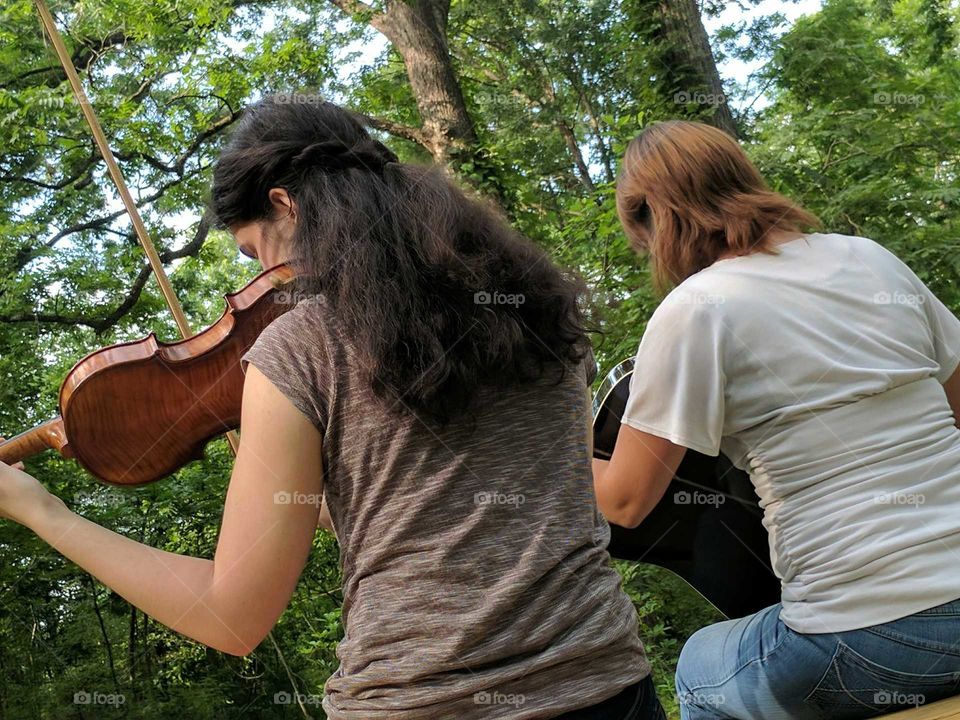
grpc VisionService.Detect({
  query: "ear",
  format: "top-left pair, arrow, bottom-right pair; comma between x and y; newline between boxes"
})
267,188 -> 296,219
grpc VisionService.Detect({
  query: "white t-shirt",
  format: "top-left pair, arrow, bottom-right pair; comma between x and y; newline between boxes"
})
622,232 -> 960,633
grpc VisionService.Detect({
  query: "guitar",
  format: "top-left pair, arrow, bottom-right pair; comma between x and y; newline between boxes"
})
592,358 -> 780,618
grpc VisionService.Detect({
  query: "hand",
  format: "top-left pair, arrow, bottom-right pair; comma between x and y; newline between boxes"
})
0,440 -> 65,527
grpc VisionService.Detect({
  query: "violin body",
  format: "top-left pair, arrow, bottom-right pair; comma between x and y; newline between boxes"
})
0,264 -> 298,485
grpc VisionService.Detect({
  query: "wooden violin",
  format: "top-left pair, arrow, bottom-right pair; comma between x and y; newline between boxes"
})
0,264 -> 298,486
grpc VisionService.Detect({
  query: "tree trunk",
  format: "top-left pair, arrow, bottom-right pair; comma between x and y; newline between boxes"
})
87,577 -> 122,700
558,120 -> 596,192
648,0 -> 738,136
377,1 -> 477,164
330,0 -> 478,165
128,606 -> 138,682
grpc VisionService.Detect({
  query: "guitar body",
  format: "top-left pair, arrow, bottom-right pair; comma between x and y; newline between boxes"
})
593,358 -> 781,618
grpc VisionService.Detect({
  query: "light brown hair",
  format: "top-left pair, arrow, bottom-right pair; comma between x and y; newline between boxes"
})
616,120 -> 821,292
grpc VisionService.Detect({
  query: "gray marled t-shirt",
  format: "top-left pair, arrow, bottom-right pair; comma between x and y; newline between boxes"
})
242,297 -> 650,720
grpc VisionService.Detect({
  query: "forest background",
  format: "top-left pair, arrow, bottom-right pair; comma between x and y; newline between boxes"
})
1,0 -> 958,716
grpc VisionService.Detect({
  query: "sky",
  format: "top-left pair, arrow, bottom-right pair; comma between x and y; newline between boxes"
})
705,0 -> 823,106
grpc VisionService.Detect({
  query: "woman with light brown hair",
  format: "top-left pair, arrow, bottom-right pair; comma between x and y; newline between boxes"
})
592,120 -> 960,719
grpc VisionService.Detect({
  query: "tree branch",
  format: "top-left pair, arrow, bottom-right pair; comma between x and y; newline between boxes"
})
2,215 -> 211,333
351,110 -> 427,147
328,0 -> 376,17
17,166 -> 205,265
327,0 -> 388,33
0,32 -> 130,91
0,151 -> 98,191
112,107 -> 242,175
0,263 -> 151,333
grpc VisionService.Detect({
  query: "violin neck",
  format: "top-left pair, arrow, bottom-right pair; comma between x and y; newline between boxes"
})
0,417 -> 72,465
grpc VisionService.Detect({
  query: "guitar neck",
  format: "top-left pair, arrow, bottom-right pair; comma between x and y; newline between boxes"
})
0,417 -> 72,465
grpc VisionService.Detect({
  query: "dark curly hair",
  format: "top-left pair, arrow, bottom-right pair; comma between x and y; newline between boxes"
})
210,94 -> 589,425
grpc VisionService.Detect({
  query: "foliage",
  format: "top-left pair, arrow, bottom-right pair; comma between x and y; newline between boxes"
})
0,0 -> 957,717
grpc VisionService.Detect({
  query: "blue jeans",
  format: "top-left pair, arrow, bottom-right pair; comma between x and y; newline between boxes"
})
676,599 -> 960,719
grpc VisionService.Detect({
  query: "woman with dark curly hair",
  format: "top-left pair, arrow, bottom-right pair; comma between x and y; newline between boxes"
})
0,95 -> 664,720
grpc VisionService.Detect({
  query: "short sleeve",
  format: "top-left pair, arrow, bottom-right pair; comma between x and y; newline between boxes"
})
918,283 -> 960,383
241,299 -> 332,434
620,295 -> 726,456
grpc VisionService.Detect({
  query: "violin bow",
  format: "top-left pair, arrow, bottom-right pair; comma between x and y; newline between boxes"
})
33,0 -> 240,453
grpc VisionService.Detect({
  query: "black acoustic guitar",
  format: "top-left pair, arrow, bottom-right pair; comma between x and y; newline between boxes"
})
592,358 -> 780,618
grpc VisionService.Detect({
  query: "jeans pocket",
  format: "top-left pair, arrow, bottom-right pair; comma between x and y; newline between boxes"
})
804,642 -> 960,719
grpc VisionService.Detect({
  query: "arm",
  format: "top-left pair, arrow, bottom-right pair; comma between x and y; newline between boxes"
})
592,421 -> 687,529
593,302 -> 721,529
14,365 -> 324,656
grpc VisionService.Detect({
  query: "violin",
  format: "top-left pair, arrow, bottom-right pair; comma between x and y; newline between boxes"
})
0,264 -> 298,486
0,2 -> 302,486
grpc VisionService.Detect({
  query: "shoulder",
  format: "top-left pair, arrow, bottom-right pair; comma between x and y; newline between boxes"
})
663,274 -> 729,308
821,232 -> 902,265
651,275 -> 728,325
267,293 -> 331,330
259,294 -> 334,344
641,281 -> 728,352
242,295 -> 337,433
828,231 -> 882,253
826,233 -> 925,288
245,294 -> 338,370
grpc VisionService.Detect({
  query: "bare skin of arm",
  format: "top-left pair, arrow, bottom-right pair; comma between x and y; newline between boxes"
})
0,191 -> 333,656
587,391 -> 688,529
318,496 -> 335,534
7,366 -> 324,656
235,199 -> 338,537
